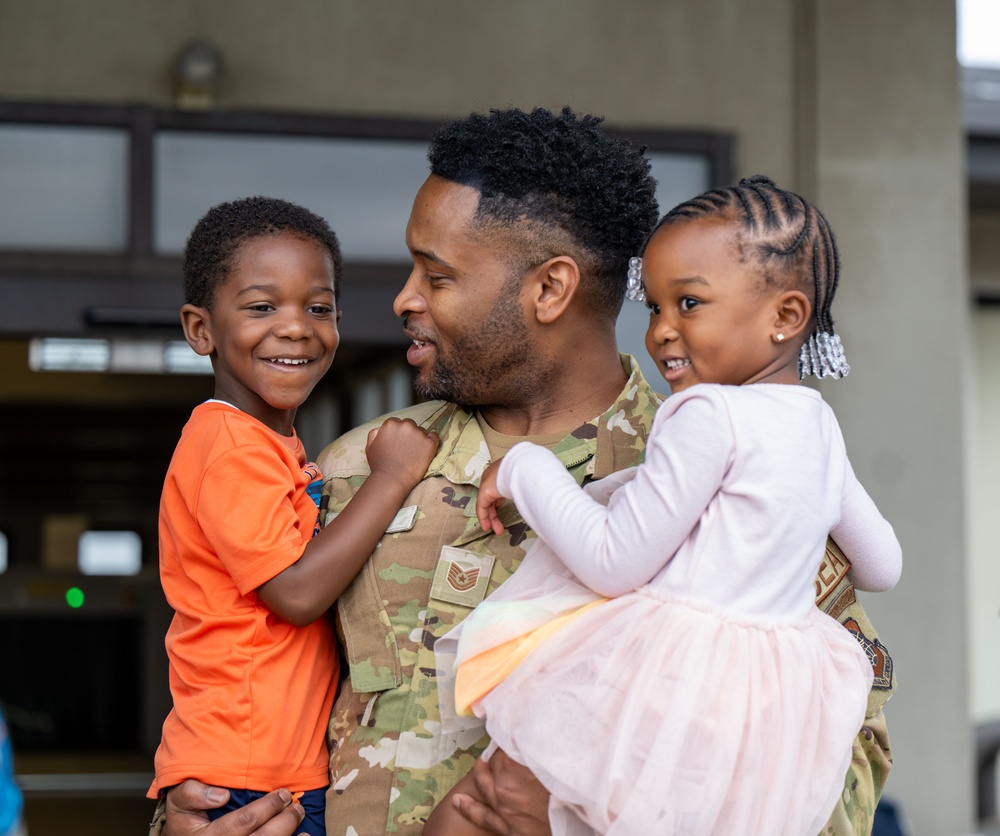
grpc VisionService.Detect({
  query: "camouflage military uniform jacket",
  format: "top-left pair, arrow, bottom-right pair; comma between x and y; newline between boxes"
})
313,355 -> 896,836
145,359 -> 894,835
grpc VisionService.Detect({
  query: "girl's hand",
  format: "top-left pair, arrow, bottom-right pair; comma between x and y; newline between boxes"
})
477,459 -> 507,536
365,418 -> 439,487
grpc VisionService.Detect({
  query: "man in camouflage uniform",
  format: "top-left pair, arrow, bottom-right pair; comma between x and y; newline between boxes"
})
318,385 -> 893,836
320,355 -> 662,832
153,107 -> 894,836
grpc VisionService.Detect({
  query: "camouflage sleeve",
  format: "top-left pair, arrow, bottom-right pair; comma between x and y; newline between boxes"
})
815,539 -> 896,835
817,708 -> 892,835
147,797 -> 166,835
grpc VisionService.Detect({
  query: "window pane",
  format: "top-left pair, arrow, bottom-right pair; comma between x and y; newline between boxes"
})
959,0 -> 1000,68
154,133 -> 430,261
164,340 -> 213,374
0,124 -> 129,250
28,338 -> 111,372
78,531 -> 142,576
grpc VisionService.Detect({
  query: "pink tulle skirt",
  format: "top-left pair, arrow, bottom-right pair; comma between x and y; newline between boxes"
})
452,568 -> 873,836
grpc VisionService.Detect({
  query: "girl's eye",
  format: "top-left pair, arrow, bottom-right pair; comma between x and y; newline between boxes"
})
645,301 -> 660,316
679,297 -> 699,312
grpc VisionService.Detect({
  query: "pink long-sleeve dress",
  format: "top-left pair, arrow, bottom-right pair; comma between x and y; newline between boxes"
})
440,383 -> 901,836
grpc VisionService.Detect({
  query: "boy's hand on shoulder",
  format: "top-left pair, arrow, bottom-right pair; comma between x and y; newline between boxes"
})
365,417 -> 439,486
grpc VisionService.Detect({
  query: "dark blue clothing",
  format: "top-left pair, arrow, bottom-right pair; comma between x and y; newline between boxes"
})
206,786 -> 326,836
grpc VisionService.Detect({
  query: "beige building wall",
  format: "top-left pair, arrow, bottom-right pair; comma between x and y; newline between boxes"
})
0,0 -> 973,830
972,306 -> 1000,726
971,210 -> 1000,729
813,5 -> 973,834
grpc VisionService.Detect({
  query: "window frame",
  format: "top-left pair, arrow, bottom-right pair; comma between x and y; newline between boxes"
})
0,100 -> 734,340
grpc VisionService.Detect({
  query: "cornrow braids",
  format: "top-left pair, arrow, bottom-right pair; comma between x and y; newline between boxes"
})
650,174 -> 849,378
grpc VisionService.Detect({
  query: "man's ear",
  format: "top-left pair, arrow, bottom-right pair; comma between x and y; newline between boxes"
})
180,304 -> 215,357
773,290 -> 811,340
531,256 -> 581,325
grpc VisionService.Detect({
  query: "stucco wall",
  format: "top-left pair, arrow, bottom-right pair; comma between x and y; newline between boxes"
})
813,5 -> 973,832
0,0 -> 798,177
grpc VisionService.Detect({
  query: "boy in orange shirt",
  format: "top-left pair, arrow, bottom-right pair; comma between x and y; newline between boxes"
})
148,196 -> 438,835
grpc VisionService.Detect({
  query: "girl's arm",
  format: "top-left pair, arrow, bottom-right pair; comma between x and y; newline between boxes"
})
257,417 -> 439,625
830,460 -> 902,592
487,389 -> 732,597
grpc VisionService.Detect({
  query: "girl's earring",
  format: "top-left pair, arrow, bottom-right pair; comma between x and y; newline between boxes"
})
775,333 -> 785,342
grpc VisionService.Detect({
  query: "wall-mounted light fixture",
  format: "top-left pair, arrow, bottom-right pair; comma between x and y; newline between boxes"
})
172,40 -> 224,111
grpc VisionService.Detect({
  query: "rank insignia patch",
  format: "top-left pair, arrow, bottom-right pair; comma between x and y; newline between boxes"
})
844,617 -> 894,690
430,546 -> 495,608
447,562 -> 480,591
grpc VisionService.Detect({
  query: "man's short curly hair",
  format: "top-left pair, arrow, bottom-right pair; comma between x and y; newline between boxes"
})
183,196 -> 343,309
428,106 -> 659,320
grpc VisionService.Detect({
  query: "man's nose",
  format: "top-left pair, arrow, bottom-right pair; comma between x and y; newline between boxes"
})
393,270 -> 426,319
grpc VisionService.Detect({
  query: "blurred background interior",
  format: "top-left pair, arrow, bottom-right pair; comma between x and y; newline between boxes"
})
0,1 -> 998,833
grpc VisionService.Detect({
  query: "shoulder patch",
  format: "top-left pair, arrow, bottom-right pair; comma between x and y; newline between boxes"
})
843,617 -> 894,691
815,543 -> 851,606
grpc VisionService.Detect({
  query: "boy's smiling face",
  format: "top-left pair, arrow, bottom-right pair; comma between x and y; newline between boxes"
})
183,230 -> 340,435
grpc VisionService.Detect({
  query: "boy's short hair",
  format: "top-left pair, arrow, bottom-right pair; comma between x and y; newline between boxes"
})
183,196 -> 343,309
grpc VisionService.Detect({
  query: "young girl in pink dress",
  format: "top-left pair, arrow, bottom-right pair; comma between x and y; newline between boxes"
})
428,175 -> 902,835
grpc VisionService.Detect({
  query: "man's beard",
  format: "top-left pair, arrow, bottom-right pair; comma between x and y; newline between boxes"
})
413,277 -> 539,407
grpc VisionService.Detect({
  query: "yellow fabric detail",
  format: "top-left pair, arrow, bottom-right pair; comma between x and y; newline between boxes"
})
454,598 -> 606,716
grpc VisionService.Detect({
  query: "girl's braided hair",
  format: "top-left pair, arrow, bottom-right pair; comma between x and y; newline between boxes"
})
656,174 -> 840,335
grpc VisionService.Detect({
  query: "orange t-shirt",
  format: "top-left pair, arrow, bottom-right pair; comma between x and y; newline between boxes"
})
149,401 -> 337,796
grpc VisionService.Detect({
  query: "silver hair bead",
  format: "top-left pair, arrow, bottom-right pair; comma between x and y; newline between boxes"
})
798,330 -> 850,380
625,256 -> 645,302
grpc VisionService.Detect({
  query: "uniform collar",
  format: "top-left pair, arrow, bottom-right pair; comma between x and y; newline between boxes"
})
424,354 -> 662,485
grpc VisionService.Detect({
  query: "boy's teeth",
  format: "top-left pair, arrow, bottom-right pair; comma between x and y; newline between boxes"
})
666,359 -> 690,370
273,358 -> 307,365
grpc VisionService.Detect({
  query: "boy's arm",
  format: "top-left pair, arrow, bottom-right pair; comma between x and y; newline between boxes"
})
257,418 -> 437,626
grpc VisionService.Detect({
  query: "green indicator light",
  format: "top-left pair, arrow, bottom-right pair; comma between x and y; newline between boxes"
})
66,587 -> 85,608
